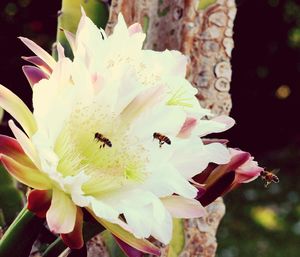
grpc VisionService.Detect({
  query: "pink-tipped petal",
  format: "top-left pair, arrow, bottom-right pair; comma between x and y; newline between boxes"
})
22,65 -> 49,87
0,135 -> 36,168
56,42 -> 65,60
212,115 -> 235,131
27,189 -> 52,218
18,37 -> 56,69
87,209 -> 161,256
21,56 -> 52,75
61,207 -> 84,249
8,120 -> 40,168
0,84 -> 37,137
128,23 -> 143,36
205,151 -> 250,187
235,167 -> 262,184
46,188 -> 77,234
177,117 -> 197,138
230,148 -> 263,184
226,150 -> 251,171
114,236 -> 143,257
0,154 -> 51,189
162,196 -> 206,218
196,115 -> 235,137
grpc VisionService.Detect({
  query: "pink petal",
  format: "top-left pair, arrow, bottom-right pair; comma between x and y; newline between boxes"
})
114,236 -> 143,257
128,23 -> 143,36
0,134 -> 35,168
162,196 -> 206,218
204,151 -> 250,187
22,65 -> 48,87
87,209 -> 161,256
21,56 -> 52,75
177,117 -> 197,138
235,168 -> 262,184
61,207 -> 84,249
0,154 -> 51,190
46,188 -> 77,234
18,37 -> 56,69
0,84 -> 37,137
202,138 -> 229,145
27,189 -> 52,218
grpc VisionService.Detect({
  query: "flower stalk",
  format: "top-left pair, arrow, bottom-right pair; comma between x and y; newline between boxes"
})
0,207 -> 44,257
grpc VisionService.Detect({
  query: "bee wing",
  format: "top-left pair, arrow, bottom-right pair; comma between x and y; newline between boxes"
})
271,168 -> 280,174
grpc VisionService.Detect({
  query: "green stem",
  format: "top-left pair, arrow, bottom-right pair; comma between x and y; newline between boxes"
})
42,221 -> 104,257
0,207 -> 44,257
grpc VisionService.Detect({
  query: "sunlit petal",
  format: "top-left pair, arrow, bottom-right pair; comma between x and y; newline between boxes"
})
0,154 -> 51,189
0,84 -> 37,137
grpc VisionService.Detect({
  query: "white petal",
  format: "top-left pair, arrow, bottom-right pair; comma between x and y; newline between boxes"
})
46,188 -> 77,234
172,138 -> 230,178
162,195 -> 206,218
195,115 -> 235,137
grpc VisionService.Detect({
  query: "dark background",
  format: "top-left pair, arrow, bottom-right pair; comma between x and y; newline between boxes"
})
0,0 -> 299,256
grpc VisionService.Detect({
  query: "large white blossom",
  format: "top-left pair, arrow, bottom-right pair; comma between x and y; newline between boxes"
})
0,10 -> 233,250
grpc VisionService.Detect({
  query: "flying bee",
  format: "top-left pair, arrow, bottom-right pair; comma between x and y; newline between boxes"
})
260,169 -> 279,188
94,132 -> 112,148
153,132 -> 171,148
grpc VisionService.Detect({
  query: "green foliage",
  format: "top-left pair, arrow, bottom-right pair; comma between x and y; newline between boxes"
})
101,231 -> 127,257
0,208 -> 44,257
0,165 -> 24,226
167,219 -> 185,257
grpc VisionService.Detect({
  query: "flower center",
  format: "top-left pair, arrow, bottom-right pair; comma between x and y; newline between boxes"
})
54,101 -> 148,196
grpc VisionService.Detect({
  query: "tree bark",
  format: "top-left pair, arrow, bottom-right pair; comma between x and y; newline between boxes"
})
87,0 -> 236,256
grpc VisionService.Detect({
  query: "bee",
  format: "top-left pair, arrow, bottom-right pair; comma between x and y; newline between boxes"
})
94,132 -> 112,148
260,169 -> 279,188
153,132 -> 171,148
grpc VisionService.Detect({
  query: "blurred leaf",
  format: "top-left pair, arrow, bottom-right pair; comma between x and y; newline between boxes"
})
288,27 -> 300,48
251,206 -> 282,231
101,230 -> 127,257
0,165 -> 24,226
167,219 -> 185,257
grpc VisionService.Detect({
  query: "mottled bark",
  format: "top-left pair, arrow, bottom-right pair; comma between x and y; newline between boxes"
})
87,0 -> 236,256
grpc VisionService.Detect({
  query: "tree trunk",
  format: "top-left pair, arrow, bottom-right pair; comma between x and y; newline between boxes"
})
88,0 -> 236,256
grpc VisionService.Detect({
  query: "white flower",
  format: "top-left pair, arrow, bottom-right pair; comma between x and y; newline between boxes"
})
0,9 -> 233,252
